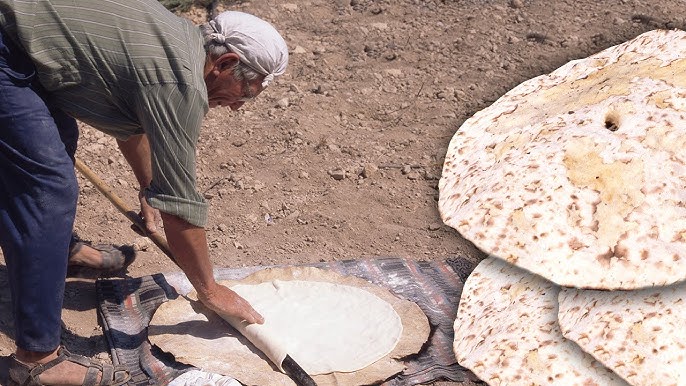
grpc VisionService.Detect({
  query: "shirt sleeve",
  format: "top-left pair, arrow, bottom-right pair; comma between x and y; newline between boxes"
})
134,83 -> 209,227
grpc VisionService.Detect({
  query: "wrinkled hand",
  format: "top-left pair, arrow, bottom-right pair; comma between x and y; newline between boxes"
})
198,284 -> 265,325
135,188 -> 161,235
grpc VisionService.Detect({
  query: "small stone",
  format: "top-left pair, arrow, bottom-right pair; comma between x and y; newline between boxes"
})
328,169 -> 346,180
253,181 -> 266,191
407,172 -> 421,180
132,237 -> 152,252
361,163 -> 378,179
428,223 -> 443,231
424,171 -> 439,180
315,84 -> 332,94
384,69 -> 403,77
264,214 -> 274,225
401,165 -> 412,175
510,0 -> 524,8
276,98 -> 290,108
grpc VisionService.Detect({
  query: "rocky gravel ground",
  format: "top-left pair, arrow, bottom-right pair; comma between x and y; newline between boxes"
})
1,0 -> 684,384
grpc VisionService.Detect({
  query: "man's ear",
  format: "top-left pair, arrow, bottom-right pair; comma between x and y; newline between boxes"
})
215,52 -> 241,72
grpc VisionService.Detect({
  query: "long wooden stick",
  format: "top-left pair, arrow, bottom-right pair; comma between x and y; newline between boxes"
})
74,157 -> 179,268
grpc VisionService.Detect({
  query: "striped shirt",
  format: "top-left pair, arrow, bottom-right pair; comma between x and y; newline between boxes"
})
0,0 -> 210,226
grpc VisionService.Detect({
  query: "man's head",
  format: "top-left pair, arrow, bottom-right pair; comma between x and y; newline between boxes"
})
201,11 -> 289,110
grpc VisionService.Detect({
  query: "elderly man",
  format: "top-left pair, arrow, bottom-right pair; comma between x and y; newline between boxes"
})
0,0 -> 288,384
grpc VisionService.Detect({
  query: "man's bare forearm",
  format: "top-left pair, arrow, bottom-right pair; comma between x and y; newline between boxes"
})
117,135 -> 152,188
116,136 -> 262,323
159,211 -> 217,295
117,134 -> 212,289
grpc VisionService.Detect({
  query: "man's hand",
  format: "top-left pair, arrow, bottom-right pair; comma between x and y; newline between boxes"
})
157,211 -> 262,324
197,283 -> 265,325
138,188 -> 161,234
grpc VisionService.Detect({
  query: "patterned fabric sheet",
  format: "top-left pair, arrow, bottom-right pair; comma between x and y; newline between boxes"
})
95,257 -> 477,385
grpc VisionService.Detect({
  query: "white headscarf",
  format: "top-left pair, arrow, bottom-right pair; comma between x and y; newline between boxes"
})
208,11 -> 288,88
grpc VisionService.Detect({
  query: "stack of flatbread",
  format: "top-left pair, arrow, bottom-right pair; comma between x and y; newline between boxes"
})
439,29 -> 686,386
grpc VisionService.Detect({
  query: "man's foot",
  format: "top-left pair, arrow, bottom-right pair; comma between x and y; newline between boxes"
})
10,347 -> 129,385
68,236 -> 135,272
68,243 -> 105,268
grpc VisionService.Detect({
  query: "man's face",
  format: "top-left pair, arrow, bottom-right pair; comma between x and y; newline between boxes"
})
204,53 -> 265,110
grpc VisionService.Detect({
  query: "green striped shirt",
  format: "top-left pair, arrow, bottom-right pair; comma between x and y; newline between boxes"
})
0,0 -> 210,226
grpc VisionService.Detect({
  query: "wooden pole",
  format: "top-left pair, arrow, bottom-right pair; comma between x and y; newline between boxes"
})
74,157 -> 179,267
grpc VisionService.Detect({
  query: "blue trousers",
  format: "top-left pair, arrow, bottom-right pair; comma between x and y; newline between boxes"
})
0,28 -> 80,352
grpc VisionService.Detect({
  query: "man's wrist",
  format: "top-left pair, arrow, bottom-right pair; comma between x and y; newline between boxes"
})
195,281 -> 222,304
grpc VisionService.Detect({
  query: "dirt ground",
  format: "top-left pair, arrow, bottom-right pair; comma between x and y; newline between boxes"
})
1,0 -> 684,384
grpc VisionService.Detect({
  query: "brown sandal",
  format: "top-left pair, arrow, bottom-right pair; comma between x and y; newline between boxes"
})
9,347 -> 130,386
68,234 -> 136,273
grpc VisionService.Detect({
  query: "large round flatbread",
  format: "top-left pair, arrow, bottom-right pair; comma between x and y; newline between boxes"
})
225,279 -> 402,374
558,283 -> 686,386
454,257 -> 628,385
149,266 -> 430,386
439,29 -> 686,289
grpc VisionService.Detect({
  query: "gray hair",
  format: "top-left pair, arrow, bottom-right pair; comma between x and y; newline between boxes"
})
200,22 -> 261,82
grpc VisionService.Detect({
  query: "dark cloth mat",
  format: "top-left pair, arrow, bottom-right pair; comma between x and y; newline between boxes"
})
96,257 -> 476,385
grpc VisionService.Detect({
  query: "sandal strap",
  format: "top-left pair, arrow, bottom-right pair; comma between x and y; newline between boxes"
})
27,348 -> 69,379
63,349 -> 97,368
10,348 -> 69,385
91,245 -> 125,270
68,240 -> 134,273
9,347 -> 130,386
65,352 -> 130,386
69,234 -> 86,256
83,364 -> 101,386
100,366 -> 114,386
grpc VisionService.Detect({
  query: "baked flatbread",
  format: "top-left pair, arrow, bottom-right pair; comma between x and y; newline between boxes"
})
439,29 -> 686,289
558,284 -> 686,385
454,257 -> 628,385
